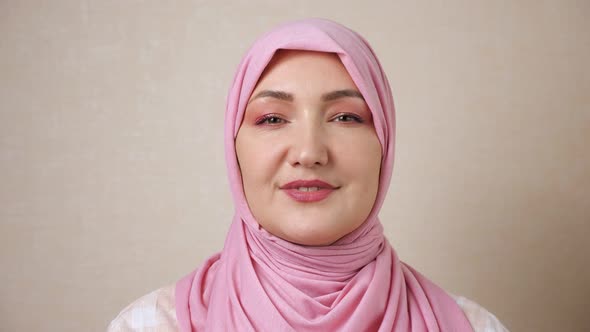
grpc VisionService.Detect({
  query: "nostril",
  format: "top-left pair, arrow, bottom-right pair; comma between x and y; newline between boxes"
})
286,131 -> 329,167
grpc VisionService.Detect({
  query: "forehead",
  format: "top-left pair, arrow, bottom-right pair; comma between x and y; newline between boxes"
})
265,49 -> 340,68
254,50 -> 358,91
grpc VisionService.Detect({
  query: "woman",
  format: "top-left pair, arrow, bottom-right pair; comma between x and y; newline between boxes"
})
109,19 -> 508,331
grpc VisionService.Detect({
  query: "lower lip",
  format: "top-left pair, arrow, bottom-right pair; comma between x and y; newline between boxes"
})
282,188 -> 334,202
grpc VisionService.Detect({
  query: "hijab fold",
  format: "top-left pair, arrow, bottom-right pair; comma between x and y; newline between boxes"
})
176,18 -> 473,331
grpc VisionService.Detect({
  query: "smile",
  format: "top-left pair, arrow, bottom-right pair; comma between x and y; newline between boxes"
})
296,187 -> 320,192
280,180 -> 337,202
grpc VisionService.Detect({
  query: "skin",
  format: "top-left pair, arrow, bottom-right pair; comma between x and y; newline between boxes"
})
235,50 -> 382,246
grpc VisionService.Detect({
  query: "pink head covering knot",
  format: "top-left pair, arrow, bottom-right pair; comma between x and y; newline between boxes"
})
176,18 -> 473,331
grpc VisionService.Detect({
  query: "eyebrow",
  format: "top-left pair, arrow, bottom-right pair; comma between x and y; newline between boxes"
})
248,89 -> 365,104
249,90 -> 294,103
321,89 -> 365,102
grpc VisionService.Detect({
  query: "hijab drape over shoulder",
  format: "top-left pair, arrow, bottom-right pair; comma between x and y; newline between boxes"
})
176,19 -> 473,331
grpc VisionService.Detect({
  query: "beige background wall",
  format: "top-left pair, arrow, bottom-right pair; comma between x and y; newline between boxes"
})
1,1 -> 588,331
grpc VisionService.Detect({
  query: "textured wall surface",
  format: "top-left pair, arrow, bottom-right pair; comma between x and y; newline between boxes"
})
1,1 -> 588,331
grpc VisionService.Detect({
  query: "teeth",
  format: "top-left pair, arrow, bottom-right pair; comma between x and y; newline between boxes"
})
297,187 -> 320,192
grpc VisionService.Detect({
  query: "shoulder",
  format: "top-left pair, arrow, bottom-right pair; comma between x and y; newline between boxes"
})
452,294 -> 510,332
107,284 -> 179,332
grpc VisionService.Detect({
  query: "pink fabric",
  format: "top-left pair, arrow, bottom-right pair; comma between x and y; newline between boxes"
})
176,19 -> 473,331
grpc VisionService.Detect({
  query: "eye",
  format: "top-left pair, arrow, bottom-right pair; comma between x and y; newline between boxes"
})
255,114 -> 286,125
332,113 -> 364,123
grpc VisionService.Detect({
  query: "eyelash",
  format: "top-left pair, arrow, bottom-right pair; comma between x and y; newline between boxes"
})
254,113 -> 364,126
255,114 -> 285,125
332,113 -> 364,123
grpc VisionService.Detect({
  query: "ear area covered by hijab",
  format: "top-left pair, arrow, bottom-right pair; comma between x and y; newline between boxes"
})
175,18 -> 474,332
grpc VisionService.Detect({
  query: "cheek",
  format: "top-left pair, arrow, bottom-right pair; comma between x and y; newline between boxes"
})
236,132 -> 284,190
334,132 -> 382,183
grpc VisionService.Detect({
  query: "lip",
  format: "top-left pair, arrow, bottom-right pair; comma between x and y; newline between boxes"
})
279,179 -> 338,203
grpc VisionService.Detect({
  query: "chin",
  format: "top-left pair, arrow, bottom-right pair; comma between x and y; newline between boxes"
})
286,235 -> 337,247
277,225 -> 348,246
258,212 -> 358,246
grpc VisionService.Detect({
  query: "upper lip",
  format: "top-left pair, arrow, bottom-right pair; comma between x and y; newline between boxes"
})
280,179 -> 337,190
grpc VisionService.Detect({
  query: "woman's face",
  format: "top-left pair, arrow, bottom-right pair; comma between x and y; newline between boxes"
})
235,50 -> 382,246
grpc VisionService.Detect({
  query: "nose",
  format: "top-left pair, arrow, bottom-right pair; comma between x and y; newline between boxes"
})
287,123 -> 329,168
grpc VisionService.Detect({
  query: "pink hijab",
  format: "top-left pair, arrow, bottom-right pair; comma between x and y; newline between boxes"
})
176,19 -> 473,331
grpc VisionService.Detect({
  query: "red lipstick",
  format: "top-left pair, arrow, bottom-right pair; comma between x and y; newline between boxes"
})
279,179 -> 337,203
